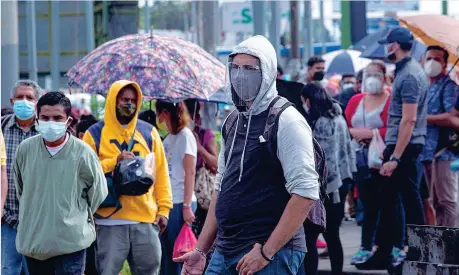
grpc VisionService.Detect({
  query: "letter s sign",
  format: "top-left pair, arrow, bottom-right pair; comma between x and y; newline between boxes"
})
241,8 -> 252,24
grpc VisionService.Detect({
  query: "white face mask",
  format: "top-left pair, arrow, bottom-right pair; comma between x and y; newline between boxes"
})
37,119 -> 69,142
424,59 -> 443,78
365,77 -> 383,94
342,83 -> 354,90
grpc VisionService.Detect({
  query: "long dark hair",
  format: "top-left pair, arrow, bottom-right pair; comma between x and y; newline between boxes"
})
301,82 -> 337,128
155,101 -> 191,135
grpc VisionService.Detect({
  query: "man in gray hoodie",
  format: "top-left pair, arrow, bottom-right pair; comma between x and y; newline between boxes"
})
174,36 -> 319,274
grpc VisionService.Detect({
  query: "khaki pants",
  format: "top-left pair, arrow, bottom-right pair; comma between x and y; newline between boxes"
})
424,160 -> 459,227
96,223 -> 162,275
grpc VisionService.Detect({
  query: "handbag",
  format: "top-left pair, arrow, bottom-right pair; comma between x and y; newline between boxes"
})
368,129 -> 386,170
194,166 -> 215,211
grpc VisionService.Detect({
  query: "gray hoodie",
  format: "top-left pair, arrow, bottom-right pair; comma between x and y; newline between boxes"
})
214,35 -> 319,201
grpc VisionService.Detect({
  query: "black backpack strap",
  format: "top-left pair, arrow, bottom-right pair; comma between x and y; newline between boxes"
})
93,203 -> 122,219
264,96 -> 294,147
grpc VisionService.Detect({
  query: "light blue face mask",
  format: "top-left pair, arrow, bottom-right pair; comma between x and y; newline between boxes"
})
13,100 -> 35,120
37,119 -> 69,142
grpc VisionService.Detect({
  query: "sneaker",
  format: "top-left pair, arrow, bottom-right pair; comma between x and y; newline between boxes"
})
316,239 -> 327,249
351,248 -> 374,265
391,247 -> 407,267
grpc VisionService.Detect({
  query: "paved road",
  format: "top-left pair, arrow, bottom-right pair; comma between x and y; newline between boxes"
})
317,221 -> 388,274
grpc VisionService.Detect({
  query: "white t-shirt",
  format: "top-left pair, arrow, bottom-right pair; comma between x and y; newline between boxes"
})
162,127 -> 197,204
46,134 -> 69,156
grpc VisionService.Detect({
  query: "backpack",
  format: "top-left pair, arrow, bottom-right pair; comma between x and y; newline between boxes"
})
222,97 -> 328,221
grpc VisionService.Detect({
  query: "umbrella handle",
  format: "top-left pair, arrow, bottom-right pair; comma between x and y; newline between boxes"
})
447,58 -> 459,76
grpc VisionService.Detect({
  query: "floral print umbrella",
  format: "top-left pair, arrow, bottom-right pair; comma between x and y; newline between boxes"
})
66,33 -> 226,102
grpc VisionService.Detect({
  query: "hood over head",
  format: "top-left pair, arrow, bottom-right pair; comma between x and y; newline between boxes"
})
224,36 -> 283,183
229,35 -> 278,115
104,80 -> 143,131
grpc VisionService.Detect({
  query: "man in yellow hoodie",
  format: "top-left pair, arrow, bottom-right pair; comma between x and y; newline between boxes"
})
83,80 -> 172,275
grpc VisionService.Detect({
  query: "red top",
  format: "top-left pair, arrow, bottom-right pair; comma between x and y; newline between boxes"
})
344,92 -> 391,140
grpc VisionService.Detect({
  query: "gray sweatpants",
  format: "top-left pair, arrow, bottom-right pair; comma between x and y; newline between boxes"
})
96,223 -> 162,275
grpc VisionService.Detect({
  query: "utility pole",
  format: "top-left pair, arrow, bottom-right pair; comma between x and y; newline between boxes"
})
290,0 -> 300,59
1,0 -> 19,107
197,1 -> 203,46
269,1 -> 281,58
319,0 -> 326,54
202,1 -> 217,56
201,0 -> 218,130
51,1 -> 60,91
85,1 -> 95,51
252,1 -> 266,36
442,0 -> 448,15
350,1 -> 367,45
286,0 -> 301,77
144,0 -> 150,33
341,0 -> 351,49
26,0 -> 38,82
303,0 -> 313,62
191,1 -> 198,44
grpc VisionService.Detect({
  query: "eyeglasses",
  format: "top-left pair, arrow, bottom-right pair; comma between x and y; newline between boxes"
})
228,62 -> 261,72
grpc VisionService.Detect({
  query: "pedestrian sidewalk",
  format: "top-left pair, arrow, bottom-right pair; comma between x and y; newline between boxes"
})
317,221 -> 388,275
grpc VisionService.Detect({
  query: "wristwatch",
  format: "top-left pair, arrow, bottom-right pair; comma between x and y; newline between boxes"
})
183,203 -> 192,209
389,156 -> 401,164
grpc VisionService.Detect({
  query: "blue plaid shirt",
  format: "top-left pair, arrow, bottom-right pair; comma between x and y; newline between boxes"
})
1,114 -> 38,228
420,75 -> 459,162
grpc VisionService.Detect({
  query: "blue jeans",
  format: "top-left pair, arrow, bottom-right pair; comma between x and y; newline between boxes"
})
25,250 -> 86,275
1,223 -> 29,275
160,202 -> 197,275
206,247 -> 305,275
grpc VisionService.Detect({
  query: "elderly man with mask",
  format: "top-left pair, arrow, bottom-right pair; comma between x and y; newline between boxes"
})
1,80 -> 42,275
175,36 -> 319,275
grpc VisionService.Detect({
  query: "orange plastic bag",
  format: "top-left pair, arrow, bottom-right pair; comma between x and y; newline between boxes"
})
173,225 -> 197,258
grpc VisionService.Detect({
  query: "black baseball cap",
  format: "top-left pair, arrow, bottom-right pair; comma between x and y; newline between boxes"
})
378,27 -> 414,45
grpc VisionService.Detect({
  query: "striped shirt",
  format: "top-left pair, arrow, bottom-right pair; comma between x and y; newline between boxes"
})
1,114 -> 38,228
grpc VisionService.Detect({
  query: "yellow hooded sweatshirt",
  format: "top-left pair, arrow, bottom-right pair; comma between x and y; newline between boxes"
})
83,80 -> 172,222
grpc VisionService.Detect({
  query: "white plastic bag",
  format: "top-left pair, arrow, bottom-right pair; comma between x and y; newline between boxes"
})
368,129 -> 386,170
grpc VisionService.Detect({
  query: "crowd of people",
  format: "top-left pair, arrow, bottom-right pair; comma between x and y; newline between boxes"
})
0,26 -> 458,275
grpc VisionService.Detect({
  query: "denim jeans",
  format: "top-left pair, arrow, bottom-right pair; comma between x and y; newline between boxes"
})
25,249 -> 86,275
160,202 -> 197,275
206,247 -> 305,275
378,144 -> 425,255
1,223 -> 29,275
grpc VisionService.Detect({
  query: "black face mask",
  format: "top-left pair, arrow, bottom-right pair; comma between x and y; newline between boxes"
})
388,53 -> 397,62
312,71 -> 325,81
